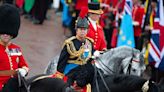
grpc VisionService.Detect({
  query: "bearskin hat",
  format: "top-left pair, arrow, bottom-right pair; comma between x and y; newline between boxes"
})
0,4 -> 20,38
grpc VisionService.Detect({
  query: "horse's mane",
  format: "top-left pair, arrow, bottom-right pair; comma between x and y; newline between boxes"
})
105,74 -> 146,87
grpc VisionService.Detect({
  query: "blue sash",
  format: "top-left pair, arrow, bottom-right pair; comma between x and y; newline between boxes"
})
64,64 -> 78,75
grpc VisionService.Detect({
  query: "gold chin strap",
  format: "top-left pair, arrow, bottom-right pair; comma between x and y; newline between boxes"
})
142,80 -> 149,92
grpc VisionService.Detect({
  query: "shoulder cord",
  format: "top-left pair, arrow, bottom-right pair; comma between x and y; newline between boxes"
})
66,41 -> 84,58
66,39 -> 92,61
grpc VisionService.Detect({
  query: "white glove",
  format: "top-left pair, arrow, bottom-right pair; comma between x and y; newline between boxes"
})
132,21 -> 139,26
93,50 -> 100,58
17,68 -> 27,77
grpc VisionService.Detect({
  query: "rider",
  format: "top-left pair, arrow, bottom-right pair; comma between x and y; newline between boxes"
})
55,11 -> 95,91
0,4 -> 29,92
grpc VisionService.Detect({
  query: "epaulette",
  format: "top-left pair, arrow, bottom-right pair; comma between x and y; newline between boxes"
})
64,36 -> 76,44
86,37 -> 94,43
62,36 -> 76,48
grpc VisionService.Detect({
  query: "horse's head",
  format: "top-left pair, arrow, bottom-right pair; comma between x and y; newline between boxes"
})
122,48 -> 146,76
94,46 -> 146,76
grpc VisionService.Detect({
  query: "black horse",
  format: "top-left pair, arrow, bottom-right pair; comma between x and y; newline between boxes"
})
2,74 -> 75,92
2,72 -> 164,92
91,74 -> 164,92
2,66 -> 164,92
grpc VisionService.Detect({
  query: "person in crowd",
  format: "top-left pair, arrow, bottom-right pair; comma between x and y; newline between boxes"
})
0,4 -> 29,92
87,2 -> 107,52
55,14 -> 95,91
132,0 -> 145,50
100,1 -> 116,49
31,0 -> 50,24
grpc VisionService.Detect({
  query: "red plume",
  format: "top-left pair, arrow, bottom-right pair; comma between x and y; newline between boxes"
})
79,6 -> 88,18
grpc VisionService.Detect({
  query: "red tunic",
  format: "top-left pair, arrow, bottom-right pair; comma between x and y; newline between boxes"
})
132,6 -> 145,37
0,43 -> 28,90
87,23 -> 107,51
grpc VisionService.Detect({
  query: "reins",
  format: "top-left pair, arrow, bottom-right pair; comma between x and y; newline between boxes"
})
17,72 -> 30,92
95,49 -> 135,75
126,48 -> 134,75
93,60 -> 111,92
96,57 -> 116,74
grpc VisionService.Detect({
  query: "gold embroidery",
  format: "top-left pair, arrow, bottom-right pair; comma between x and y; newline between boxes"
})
64,37 -> 92,65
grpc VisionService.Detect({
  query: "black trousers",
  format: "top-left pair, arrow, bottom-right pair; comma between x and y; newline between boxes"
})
104,27 -> 114,49
32,0 -> 49,24
2,0 -> 13,4
1,78 -> 19,92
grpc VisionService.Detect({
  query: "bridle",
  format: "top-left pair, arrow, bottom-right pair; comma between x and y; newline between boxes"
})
92,49 -> 137,92
126,48 -> 134,75
93,48 -> 137,90
95,49 -> 134,75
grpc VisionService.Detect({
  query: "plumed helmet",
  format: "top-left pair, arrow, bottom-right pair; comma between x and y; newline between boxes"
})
76,7 -> 89,29
0,4 -> 20,38
76,17 -> 88,29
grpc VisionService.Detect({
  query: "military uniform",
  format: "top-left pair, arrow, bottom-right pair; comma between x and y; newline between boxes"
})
0,4 -> 29,91
132,5 -> 145,49
55,8 -> 94,91
57,36 -> 94,75
0,43 -> 28,90
56,36 -> 94,90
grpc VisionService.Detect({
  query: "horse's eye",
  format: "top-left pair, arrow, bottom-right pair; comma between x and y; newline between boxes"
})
132,69 -> 136,72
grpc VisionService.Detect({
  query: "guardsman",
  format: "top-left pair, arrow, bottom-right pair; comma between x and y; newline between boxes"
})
0,4 -> 29,91
132,0 -> 145,50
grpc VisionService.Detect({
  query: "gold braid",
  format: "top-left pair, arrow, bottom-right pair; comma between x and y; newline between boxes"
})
63,36 -> 84,58
66,41 -> 84,58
